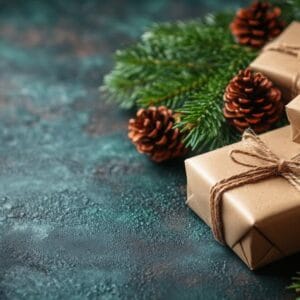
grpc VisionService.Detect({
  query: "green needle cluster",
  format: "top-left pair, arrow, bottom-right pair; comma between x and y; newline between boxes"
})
289,273 -> 300,299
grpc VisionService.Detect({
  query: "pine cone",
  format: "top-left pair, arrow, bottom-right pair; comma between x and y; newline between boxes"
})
223,69 -> 283,133
128,106 -> 187,162
230,1 -> 285,48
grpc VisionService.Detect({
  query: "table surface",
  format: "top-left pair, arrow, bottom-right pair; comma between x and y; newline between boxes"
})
0,0 -> 299,299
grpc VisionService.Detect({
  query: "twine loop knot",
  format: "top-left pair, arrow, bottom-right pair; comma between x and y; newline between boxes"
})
277,159 -> 289,174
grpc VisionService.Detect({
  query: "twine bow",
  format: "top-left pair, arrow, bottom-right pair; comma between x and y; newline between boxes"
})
210,129 -> 300,245
264,42 -> 300,97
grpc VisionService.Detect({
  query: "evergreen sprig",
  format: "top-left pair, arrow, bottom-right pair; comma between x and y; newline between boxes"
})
102,1 -> 300,151
102,15 -> 256,151
288,273 -> 300,299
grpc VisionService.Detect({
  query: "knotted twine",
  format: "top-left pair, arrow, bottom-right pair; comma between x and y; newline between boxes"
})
210,129 -> 300,245
264,42 -> 300,97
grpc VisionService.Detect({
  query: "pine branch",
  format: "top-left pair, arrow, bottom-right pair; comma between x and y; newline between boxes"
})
288,273 -> 300,299
102,17 -> 241,108
101,17 -> 257,149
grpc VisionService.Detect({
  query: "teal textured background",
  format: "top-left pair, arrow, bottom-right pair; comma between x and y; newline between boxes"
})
0,0 -> 299,299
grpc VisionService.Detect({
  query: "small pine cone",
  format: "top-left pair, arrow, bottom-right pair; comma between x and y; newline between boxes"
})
223,69 -> 283,133
230,1 -> 285,48
128,106 -> 187,162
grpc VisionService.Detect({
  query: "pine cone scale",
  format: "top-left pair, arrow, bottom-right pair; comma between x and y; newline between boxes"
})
266,105 -> 277,115
148,128 -> 158,138
239,107 -> 252,114
245,116 -> 262,124
255,98 -> 264,104
156,135 -> 167,145
252,112 -> 265,118
233,119 -> 249,129
239,98 -> 251,104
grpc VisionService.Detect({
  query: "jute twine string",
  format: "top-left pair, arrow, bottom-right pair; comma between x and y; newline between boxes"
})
210,129 -> 300,245
266,43 -> 300,58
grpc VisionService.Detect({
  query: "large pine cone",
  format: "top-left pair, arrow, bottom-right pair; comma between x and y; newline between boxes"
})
223,69 -> 283,133
128,106 -> 187,162
230,1 -> 285,48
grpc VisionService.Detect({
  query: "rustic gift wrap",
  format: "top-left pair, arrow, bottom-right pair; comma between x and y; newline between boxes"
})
250,21 -> 300,101
185,122 -> 300,270
286,95 -> 300,143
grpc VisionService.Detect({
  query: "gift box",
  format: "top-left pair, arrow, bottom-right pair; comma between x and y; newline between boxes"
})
286,95 -> 300,143
250,21 -> 300,101
185,100 -> 300,270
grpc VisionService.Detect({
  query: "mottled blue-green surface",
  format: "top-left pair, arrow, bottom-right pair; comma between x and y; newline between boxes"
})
0,0 -> 299,299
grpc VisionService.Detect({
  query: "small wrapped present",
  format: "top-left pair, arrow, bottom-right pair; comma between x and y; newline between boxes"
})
185,98 -> 300,270
250,21 -> 300,101
286,95 -> 300,143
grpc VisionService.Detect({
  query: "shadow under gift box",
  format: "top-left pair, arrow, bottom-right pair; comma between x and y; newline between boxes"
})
185,125 -> 300,270
250,21 -> 300,101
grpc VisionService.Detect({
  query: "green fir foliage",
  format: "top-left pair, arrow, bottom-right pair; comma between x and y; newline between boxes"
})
102,1 -> 300,152
288,273 -> 300,299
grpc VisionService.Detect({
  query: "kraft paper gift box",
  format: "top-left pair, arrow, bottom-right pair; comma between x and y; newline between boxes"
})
185,115 -> 300,269
286,95 -> 300,143
250,21 -> 300,101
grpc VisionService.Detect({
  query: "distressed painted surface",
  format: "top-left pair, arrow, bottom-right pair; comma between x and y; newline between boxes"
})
0,0 -> 298,299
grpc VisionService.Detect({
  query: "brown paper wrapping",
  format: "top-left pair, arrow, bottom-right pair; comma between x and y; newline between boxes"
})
250,21 -> 300,101
286,95 -> 300,143
185,126 -> 300,270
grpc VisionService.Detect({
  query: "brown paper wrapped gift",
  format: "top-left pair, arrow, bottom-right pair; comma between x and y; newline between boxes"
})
286,95 -> 300,143
250,21 -> 300,101
185,125 -> 300,270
